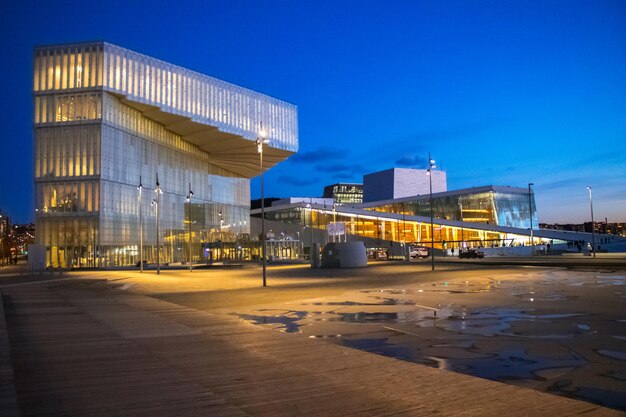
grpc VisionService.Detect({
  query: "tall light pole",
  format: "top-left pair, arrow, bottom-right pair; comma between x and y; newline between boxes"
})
306,203 -> 312,255
427,153 -> 436,271
257,124 -> 269,287
218,210 -> 223,261
187,182 -> 194,272
402,202 -> 406,259
458,201 -> 464,251
155,174 -> 162,275
528,183 -> 534,257
332,203 -> 338,242
138,177 -> 143,273
587,186 -> 596,258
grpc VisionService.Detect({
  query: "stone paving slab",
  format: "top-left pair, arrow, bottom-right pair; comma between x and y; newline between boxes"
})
2,280 -> 623,417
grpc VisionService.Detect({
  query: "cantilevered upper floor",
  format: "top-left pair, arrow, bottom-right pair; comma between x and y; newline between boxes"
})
33,42 -> 298,177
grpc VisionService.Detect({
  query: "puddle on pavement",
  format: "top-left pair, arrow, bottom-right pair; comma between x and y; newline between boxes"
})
235,310 -> 308,333
338,337 -> 588,384
339,337 -> 421,362
238,305 -> 587,338
235,270 -> 626,411
596,350 -> 626,361
513,292 -> 573,301
305,300 -> 398,306
548,380 -> 626,411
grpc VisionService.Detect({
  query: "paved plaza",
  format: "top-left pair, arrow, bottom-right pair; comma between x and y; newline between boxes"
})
1,260 -> 625,416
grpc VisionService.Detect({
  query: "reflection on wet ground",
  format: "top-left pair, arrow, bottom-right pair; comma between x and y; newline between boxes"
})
237,310 -> 307,333
235,269 -> 626,411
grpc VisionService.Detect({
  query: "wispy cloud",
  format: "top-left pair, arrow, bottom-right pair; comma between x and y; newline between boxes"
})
277,175 -> 319,186
332,172 -> 356,180
289,147 -> 347,164
314,163 -> 364,174
395,155 -> 427,167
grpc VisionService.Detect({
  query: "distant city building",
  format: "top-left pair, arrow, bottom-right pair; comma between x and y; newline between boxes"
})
540,222 -> 626,237
271,197 -> 334,207
33,42 -> 298,268
0,212 -> 10,265
363,168 -> 447,203
11,223 -> 35,255
323,183 -> 363,204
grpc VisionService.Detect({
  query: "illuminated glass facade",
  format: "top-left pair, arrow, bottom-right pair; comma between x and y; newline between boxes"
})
254,202 -> 534,259
363,186 -> 537,229
253,186 -> 540,258
323,183 -> 363,204
34,42 -> 298,267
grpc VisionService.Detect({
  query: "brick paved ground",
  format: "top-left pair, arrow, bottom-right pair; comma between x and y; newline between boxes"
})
1,274 -> 622,417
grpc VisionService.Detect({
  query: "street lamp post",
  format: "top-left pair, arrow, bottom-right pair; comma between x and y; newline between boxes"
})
402,202 -> 407,260
138,177 -> 143,273
458,201 -> 464,251
528,183 -> 534,257
306,203 -> 312,256
257,125 -> 269,287
587,186 -> 596,258
154,174 -> 162,275
427,153 -> 436,271
332,203 -> 337,242
187,182 -> 194,272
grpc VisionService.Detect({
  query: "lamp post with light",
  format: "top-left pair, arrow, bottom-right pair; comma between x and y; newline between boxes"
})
306,203 -> 312,256
257,125 -> 269,287
587,186 -> 596,258
427,153 -> 436,271
458,201 -> 464,251
154,174 -> 162,275
137,177 -> 143,272
332,203 -> 338,242
187,182 -> 194,272
528,183 -> 534,257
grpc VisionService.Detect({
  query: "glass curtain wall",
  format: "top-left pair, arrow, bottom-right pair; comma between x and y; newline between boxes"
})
367,189 -> 536,228
34,42 -> 298,267
257,206 -> 507,251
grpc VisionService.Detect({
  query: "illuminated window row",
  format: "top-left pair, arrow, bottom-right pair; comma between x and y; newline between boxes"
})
36,180 -> 100,214
33,44 -> 103,92
34,93 -> 102,124
34,125 -> 100,179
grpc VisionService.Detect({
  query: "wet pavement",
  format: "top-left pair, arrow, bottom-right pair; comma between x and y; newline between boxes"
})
234,269 -> 626,411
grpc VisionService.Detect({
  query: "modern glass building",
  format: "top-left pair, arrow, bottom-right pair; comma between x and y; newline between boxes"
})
251,192 -> 618,260
362,185 -> 538,229
33,42 -> 298,267
251,184 -> 548,259
322,183 -> 363,204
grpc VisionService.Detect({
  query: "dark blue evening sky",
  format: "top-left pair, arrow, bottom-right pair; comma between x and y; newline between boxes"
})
1,0 -> 625,223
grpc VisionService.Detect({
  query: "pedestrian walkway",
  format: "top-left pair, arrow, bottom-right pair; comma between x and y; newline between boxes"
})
1,279 -> 622,416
